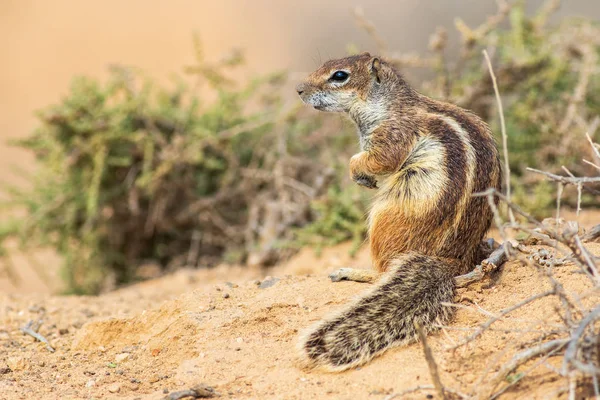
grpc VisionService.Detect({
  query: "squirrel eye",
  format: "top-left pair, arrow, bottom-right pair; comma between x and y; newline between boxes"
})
330,71 -> 349,82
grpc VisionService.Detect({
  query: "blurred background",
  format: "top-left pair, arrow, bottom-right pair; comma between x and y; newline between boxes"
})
1,0 -> 599,294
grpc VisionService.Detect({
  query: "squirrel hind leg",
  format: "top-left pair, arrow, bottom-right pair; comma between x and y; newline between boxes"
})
298,253 -> 458,372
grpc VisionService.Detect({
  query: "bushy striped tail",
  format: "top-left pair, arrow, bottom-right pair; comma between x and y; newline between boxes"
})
298,253 -> 458,372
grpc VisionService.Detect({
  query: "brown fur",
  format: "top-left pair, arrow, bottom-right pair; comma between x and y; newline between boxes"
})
296,53 -> 502,371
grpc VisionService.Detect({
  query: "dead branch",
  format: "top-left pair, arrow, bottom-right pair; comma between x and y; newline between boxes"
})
527,168 -> 600,196
449,290 -> 555,350
583,224 -> 600,242
455,242 -> 512,288
562,304 -> 600,375
20,321 -> 55,353
561,228 -> 600,284
481,339 -> 569,400
415,321 -> 448,400
483,49 -> 515,225
383,385 -> 468,400
162,384 -> 217,400
383,385 -> 434,400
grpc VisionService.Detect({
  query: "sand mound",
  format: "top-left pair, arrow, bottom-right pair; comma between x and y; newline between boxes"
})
1,242 -> 599,399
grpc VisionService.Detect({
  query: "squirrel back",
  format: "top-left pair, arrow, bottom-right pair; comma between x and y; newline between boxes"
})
296,53 -> 502,371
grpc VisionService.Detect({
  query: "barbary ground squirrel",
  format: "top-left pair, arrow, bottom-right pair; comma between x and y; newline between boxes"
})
295,53 -> 502,371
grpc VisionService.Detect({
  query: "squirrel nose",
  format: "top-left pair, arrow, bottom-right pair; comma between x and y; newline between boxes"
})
296,83 -> 307,95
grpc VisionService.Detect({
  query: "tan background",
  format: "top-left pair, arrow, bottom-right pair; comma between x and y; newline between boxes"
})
1,1 -> 598,293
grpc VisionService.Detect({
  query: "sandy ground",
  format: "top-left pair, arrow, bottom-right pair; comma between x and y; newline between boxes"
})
1,236 -> 599,400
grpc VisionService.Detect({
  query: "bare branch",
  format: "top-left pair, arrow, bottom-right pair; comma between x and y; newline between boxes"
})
415,321 -> 447,400
449,290 -> 555,350
562,304 -> 600,375
483,50 -> 515,225
478,339 -> 569,399
455,242 -> 511,287
20,321 -> 55,353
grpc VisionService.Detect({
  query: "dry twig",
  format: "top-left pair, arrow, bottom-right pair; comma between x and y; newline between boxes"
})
20,320 -> 55,353
480,339 -> 569,399
455,242 -> 511,288
162,384 -> 217,400
483,50 -> 515,225
415,321 -> 448,400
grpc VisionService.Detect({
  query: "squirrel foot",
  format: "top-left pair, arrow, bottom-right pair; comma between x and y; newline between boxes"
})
328,268 -> 379,283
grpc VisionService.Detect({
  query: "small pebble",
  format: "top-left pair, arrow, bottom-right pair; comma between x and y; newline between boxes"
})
6,356 -> 26,371
86,379 -> 96,388
259,277 -> 280,289
115,353 -> 130,363
223,293 -> 230,299
107,383 -> 121,393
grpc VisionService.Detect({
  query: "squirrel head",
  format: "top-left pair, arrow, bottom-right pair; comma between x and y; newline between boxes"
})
296,53 -> 396,113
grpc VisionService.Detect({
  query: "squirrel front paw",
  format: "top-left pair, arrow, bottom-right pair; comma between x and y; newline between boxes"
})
352,173 -> 378,189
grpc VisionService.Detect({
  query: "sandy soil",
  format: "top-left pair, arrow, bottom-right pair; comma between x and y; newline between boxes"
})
1,237 -> 599,400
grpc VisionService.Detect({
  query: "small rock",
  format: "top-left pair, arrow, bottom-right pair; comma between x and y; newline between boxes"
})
86,379 -> 96,388
28,305 -> 45,313
149,375 -> 161,383
222,293 -> 230,299
107,383 -> 121,393
259,277 -> 280,289
6,356 -> 26,371
0,367 -> 11,375
115,353 -> 130,363
58,328 -> 69,335
225,282 -> 238,288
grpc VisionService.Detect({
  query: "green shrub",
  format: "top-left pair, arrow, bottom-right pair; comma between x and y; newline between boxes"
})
0,55 -> 298,293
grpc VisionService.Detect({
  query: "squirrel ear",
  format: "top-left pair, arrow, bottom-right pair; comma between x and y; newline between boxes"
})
370,57 -> 382,84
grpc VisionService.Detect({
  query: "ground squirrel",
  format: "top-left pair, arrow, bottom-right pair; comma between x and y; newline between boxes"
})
295,53 -> 502,371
